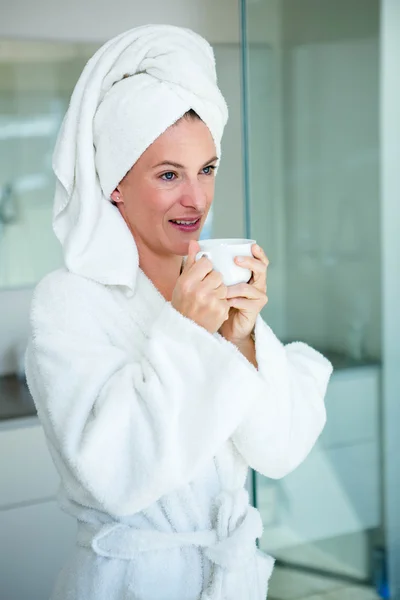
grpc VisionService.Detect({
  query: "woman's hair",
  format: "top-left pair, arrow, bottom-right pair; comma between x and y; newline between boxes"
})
182,108 -> 201,121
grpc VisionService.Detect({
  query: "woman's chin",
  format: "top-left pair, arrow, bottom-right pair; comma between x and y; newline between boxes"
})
172,243 -> 192,257
169,238 -> 200,256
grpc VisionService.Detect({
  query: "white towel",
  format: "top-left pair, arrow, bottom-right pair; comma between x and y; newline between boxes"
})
51,24 -> 228,290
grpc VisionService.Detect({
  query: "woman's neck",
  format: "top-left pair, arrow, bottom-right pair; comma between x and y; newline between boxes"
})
138,244 -> 183,302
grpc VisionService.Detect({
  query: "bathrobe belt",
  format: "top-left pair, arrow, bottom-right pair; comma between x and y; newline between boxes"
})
76,489 -> 265,599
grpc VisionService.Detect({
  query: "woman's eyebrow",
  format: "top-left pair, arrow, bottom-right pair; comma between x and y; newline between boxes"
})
202,156 -> 219,167
152,156 -> 219,169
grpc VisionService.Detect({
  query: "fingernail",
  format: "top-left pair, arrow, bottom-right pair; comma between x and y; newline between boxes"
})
236,257 -> 244,263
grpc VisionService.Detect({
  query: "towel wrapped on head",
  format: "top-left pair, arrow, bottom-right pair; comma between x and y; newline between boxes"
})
52,24 -> 229,290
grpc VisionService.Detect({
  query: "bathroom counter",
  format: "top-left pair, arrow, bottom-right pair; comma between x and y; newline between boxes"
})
281,343 -> 380,371
317,349 -> 380,371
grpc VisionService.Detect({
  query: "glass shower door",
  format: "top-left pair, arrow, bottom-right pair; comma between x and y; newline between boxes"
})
240,1 -> 386,597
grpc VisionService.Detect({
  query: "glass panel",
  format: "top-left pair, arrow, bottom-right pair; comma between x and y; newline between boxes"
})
241,0 -> 385,597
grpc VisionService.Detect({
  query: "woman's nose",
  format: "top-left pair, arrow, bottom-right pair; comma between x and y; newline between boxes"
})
180,182 -> 208,210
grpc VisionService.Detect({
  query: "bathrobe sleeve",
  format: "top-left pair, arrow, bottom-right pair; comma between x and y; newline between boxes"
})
25,271 -> 266,517
230,316 -> 333,479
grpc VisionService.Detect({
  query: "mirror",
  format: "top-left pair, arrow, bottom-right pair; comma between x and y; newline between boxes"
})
0,39 -> 99,289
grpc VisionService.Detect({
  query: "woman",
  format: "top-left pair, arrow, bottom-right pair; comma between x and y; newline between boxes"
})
25,25 -> 332,600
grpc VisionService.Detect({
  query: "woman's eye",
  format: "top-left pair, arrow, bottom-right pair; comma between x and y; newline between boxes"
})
202,166 -> 216,175
161,172 -> 176,181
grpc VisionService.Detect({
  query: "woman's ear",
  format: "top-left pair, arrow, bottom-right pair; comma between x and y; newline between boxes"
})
110,188 -> 123,205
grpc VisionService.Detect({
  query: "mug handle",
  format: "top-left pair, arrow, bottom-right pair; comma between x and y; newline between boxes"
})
195,251 -> 212,262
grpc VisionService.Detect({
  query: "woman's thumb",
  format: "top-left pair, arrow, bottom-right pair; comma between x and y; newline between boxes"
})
182,240 -> 200,272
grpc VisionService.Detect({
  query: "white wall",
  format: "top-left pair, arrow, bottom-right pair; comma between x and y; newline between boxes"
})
0,0 -> 240,44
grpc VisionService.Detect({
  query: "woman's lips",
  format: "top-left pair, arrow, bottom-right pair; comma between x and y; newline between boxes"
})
169,218 -> 201,232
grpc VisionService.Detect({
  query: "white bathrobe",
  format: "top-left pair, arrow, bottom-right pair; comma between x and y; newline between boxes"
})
25,264 -> 332,600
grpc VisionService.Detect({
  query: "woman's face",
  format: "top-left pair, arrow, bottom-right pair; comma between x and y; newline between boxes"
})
111,116 -> 217,258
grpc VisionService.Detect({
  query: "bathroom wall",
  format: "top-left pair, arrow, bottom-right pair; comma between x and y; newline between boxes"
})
0,0 -> 241,44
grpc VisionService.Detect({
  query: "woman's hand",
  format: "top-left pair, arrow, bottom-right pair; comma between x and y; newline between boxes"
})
172,240 -> 230,334
219,244 -> 269,344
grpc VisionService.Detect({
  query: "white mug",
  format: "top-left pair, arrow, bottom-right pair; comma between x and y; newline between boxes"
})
195,238 -> 256,286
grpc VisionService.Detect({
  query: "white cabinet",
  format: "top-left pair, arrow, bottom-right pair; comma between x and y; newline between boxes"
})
0,420 -> 75,600
0,500 -> 76,600
0,421 -> 59,508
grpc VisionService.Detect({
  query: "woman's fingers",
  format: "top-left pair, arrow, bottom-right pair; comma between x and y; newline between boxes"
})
182,240 -> 223,285
226,283 -> 265,300
182,256 -> 214,286
235,257 -> 268,275
235,256 -> 264,273
203,269 -> 224,289
203,272 -> 227,298
228,296 -> 268,310
252,243 -> 269,266
235,245 -> 269,289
